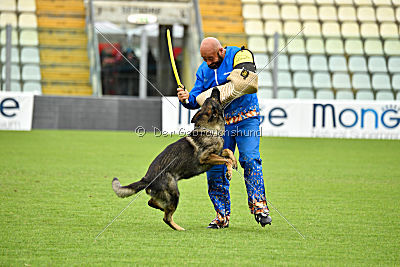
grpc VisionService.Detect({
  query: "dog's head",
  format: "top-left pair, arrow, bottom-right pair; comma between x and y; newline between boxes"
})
191,88 -> 224,129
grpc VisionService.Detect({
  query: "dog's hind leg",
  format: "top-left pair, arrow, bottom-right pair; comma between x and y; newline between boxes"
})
148,198 -> 164,211
163,208 -> 185,231
162,180 -> 185,231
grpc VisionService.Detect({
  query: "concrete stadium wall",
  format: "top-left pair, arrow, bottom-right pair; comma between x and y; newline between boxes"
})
32,95 -> 161,131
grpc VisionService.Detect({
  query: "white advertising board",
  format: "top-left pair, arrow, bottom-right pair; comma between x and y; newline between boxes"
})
0,92 -> 34,131
162,97 -> 400,139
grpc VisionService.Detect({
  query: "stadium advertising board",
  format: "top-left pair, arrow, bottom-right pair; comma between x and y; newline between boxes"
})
0,92 -> 34,131
162,97 -> 400,139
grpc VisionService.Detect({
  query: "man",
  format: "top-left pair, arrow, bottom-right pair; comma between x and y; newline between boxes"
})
177,37 -> 272,228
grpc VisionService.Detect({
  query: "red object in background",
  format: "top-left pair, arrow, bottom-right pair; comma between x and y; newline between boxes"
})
173,47 -> 182,59
99,43 -> 121,56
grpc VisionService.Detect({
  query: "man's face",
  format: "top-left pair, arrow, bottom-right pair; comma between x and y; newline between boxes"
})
201,49 -> 224,69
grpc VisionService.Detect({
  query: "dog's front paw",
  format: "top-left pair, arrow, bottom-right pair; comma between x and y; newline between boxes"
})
225,159 -> 233,180
225,169 -> 232,180
232,158 -> 238,170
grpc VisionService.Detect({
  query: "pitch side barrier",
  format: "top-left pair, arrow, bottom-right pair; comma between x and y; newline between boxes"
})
0,94 -> 161,131
162,97 -> 400,140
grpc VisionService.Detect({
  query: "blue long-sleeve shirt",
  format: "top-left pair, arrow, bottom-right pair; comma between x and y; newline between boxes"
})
182,46 -> 260,125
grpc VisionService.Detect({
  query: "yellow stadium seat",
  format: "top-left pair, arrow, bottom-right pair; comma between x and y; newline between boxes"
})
267,37 -> 285,53
354,0 -> 373,5
0,12 -> 17,27
322,22 -> 340,37
316,0 -> 334,4
365,39 -> 384,55
262,4 -> 280,20
264,20 -> 282,36
0,0 -> 16,12
20,30 -> 38,46
0,29 -> 18,45
18,13 -> 38,29
306,38 -> 325,54
376,7 -> 395,22
248,36 -> 267,52
342,22 -> 360,38
287,39 -> 305,54
384,40 -> 400,55
18,0 -> 36,12
300,5 -> 318,21
319,6 -> 338,21
360,23 -> 380,38
281,5 -> 299,20
380,23 -> 399,38
283,21 -> 301,36
345,39 -> 364,55
372,0 -> 392,5
326,39 -> 344,55
338,6 -> 357,22
303,21 -> 321,37
244,20 -> 264,35
242,4 -> 261,19
38,16 -> 85,29
357,6 -> 376,21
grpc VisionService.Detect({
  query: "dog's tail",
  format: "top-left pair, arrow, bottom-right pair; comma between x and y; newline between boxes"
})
112,177 -> 147,198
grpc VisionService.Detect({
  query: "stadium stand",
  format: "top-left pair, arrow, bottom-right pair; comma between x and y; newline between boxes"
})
36,0 -> 91,95
0,0 -> 40,93
0,0 -> 90,95
238,0 -> 400,100
200,0 -> 248,47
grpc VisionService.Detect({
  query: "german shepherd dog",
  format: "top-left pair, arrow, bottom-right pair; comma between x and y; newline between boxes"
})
112,88 -> 237,231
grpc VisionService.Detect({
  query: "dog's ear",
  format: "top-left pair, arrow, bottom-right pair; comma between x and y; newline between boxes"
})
191,110 -> 201,124
211,87 -> 221,104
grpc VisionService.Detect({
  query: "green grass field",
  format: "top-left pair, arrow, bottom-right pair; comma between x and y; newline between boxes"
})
0,130 -> 399,265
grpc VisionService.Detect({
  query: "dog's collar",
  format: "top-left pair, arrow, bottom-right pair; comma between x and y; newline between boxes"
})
191,126 -> 223,137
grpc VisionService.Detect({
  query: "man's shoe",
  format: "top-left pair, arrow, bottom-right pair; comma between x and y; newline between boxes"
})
254,212 -> 272,227
207,220 -> 229,229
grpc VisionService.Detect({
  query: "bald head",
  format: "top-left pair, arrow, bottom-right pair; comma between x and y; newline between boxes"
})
200,37 -> 222,54
200,37 -> 225,69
